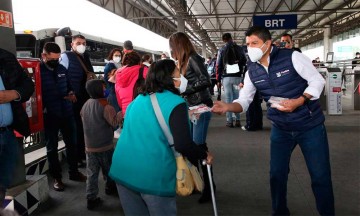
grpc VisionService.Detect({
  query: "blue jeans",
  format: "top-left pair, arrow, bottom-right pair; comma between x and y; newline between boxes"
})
0,129 -> 19,204
192,111 -> 212,145
270,124 -> 334,215
86,149 -> 114,200
223,77 -> 241,122
116,183 -> 176,216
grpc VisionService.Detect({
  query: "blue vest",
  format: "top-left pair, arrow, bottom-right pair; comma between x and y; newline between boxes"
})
40,63 -> 73,117
64,51 -> 86,96
247,46 -> 324,131
109,91 -> 185,196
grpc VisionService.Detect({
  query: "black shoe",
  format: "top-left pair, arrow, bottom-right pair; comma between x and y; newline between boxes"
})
69,172 -> 87,182
105,186 -> 118,196
198,192 -> 212,204
53,179 -> 65,191
226,122 -> 234,128
235,120 -> 241,127
87,197 -> 102,210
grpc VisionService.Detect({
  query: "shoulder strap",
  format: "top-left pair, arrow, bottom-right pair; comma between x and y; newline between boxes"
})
74,53 -> 90,74
150,93 -> 178,156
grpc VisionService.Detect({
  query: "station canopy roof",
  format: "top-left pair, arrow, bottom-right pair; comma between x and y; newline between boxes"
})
88,0 -> 360,54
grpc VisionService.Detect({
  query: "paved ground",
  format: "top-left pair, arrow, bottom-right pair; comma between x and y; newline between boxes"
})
32,96 -> 359,216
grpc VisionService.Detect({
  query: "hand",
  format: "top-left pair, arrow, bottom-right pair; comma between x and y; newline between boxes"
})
211,101 -> 228,114
0,90 -> 20,104
188,109 -> 201,119
205,151 -> 214,165
277,98 -> 303,112
64,93 -> 77,103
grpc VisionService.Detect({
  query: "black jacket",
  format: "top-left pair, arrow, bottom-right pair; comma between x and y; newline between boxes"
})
0,48 -> 35,137
182,53 -> 213,107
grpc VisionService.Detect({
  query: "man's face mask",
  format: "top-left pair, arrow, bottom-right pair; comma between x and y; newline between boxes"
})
46,59 -> 60,69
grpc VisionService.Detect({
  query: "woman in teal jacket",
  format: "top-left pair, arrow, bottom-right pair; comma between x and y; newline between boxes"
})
109,60 -> 214,215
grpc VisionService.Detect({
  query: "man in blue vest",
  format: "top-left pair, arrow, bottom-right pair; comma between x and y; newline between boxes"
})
60,35 -> 94,167
212,26 -> 334,215
0,48 -> 34,205
41,42 -> 86,191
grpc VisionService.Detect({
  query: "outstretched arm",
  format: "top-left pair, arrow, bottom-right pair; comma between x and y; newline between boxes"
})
212,100 -> 243,115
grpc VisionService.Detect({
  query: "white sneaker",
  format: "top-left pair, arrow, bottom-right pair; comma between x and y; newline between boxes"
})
241,126 -> 247,131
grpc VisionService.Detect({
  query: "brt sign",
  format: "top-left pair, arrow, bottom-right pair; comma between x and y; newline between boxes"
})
253,15 -> 297,29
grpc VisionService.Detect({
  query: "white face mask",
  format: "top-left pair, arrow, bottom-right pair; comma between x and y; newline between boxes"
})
247,42 -> 268,62
113,56 -> 121,63
76,45 -> 86,54
174,74 -> 188,93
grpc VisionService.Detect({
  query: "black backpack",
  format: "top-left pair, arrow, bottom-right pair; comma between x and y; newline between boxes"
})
222,43 -> 245,75
132,66 -> 145,99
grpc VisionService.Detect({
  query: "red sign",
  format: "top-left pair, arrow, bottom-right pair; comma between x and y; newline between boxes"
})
332,87 -> 341,92
0,10 -> 13,28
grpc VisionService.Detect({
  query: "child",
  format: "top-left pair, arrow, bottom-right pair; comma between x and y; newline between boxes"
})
81,79 -> 122,210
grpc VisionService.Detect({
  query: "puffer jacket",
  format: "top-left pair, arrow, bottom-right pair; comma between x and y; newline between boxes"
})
115,65 -> 148,117
0,48 -> 34,136
182,53 -> 213,107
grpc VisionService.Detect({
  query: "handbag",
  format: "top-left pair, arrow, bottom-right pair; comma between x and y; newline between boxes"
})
75,54 -> 97,81
150,93 -> 204,196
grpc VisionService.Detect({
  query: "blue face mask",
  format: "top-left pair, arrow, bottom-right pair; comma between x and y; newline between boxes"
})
104,89 -> 110,98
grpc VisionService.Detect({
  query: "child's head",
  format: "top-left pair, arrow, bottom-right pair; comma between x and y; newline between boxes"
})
86,79 -> 106,99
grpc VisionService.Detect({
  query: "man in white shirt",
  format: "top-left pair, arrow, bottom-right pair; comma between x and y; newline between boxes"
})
212,26 -> 334,215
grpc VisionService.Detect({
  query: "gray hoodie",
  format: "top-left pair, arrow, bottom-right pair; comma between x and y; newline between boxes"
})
80,80 -> 121,152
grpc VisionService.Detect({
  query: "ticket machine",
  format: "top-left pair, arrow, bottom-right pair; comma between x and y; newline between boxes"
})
17,58 -> 43,133
317,67 -> 343,115
326,68 -> 343,115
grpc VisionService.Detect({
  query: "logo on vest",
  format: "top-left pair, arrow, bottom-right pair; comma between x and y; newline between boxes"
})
254,79 -> 266,84
275,69 -> 290,78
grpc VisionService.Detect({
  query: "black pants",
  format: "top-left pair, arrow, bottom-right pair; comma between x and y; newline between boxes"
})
44,114 -> 78,179
245,91 -> 263,131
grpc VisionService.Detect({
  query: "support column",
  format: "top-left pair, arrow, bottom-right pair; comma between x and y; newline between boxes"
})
177,16 -> 185,33
323,25 -> 332,61
202,41 -> 207,58
0,0 -> 16,54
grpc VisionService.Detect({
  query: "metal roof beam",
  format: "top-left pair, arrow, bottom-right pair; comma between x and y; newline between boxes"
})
289,0 -> 360,39
163,0 -> 217,52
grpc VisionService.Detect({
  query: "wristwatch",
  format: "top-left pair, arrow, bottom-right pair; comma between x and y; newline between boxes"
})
301,94 -> 310,104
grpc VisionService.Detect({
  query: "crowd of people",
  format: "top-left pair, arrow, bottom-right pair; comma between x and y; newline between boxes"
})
5,24 -> 360,215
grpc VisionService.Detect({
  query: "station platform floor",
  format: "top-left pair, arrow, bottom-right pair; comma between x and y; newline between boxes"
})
31,95 -> 359,216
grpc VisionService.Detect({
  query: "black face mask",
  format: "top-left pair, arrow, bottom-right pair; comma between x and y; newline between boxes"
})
46,60 -> 59,69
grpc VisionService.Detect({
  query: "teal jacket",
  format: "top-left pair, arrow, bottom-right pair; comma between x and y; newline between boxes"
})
109,90 -> 185,196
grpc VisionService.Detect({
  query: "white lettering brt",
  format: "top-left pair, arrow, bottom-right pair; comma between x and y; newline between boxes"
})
265,19 -> 286,27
